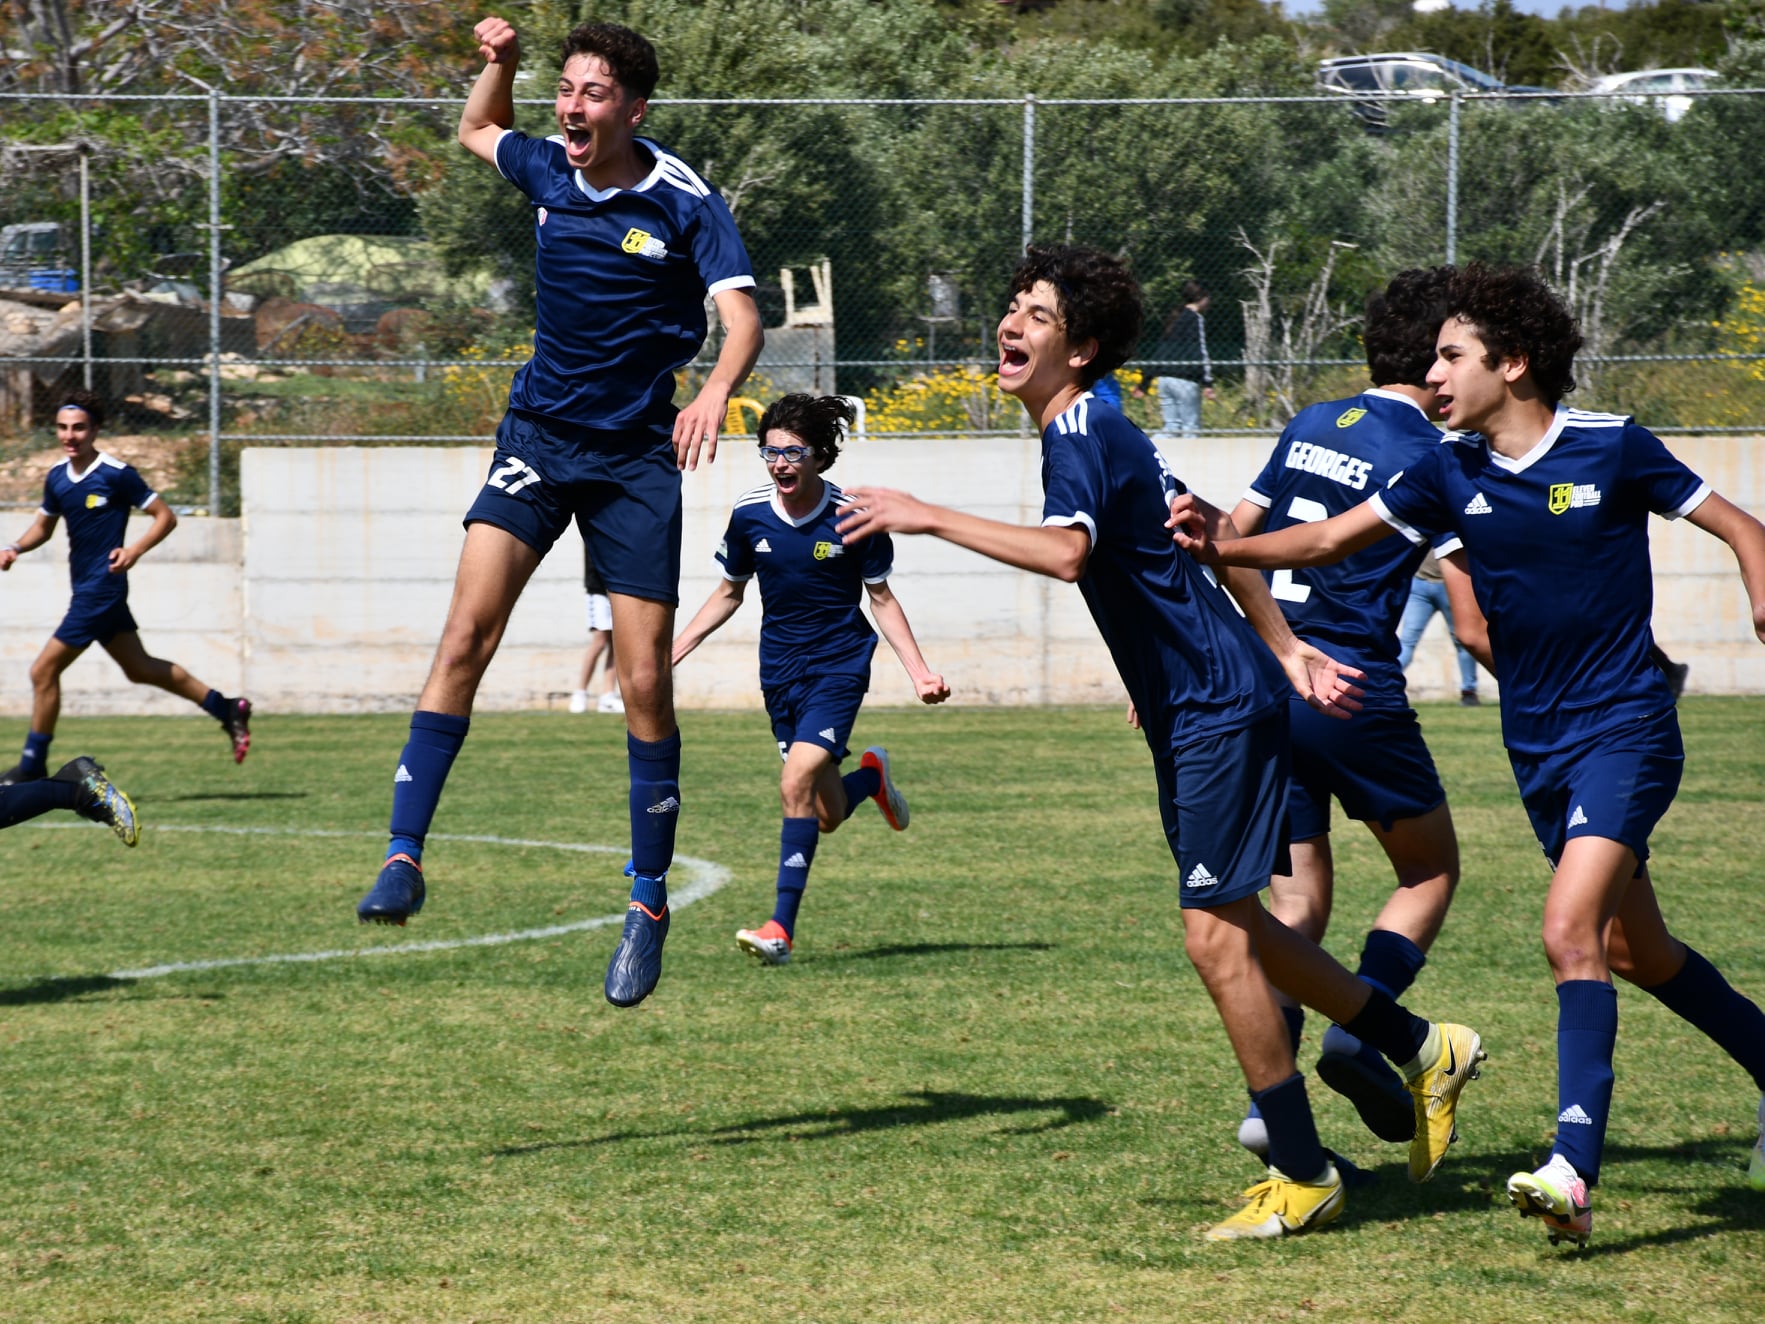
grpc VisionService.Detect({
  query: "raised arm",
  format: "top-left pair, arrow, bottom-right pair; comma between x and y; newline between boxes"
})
109,497 -> 177,573
672,288 -> 764,472
459,16 -> 521,165
0,510 -> 56,570
1685,492 -> 1765,643
836,486 -> 1090,582
863,579 -> 950,704
671,577 -> 747,665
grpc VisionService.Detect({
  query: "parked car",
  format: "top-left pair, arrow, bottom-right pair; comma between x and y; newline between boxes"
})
0,220 -> 77,292
1317,52 -> 1546,129
1589,67 -> 1718,123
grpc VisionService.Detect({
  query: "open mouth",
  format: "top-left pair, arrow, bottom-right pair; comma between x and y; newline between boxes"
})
772,469 -> 800,495
998,345 -> 1029,376
564,125 -> 592,155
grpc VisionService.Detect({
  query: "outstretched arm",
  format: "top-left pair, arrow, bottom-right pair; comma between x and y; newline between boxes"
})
671,578 -> 747,665
864,580 -> 950,704
1170,491 -> 1392,569
1440,549 -> 1493,673
837,486 -> 1091,582
672,288 -> 763,473
459,16 -> 521,165
1686,492 -> 1765,643
0,511 -> 56,570
109,498 -> 176,574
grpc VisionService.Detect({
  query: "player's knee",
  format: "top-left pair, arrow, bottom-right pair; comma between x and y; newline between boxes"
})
1539,914 -> 1604,974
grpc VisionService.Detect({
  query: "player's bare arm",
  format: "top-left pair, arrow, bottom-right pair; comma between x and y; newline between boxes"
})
458,16 -> 521,164
0,511 -> 55,570
1685,491 -> 1765,643
109,497 -> 177,574
837,486 -> 1090,583
863,580 -> 950,704
670,577 -> 747,666
672,288 -> 763,472
1172,491 -> 1391,570
1440,549 -> 1493,672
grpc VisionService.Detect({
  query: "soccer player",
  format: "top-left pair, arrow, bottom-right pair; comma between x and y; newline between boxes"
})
354,16 -> 762,1014
837,245 -> 1484,1242
0,390 -> 252,785
0,755 -> 138,845
1172,262 -> 1765,1242
672,394 -> 949,966
1223,269 -> 1468,1160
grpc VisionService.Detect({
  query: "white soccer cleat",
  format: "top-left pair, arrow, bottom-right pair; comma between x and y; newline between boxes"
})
568,690 -> 591,713
1508,1156 -> 1592,1248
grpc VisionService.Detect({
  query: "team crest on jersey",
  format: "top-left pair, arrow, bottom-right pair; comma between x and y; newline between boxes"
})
812,540 -> 843,560
1549,482 -> 1602,514
621,227 -> 669,260
85,493 -> 107,509
1334,407 -> 1366,429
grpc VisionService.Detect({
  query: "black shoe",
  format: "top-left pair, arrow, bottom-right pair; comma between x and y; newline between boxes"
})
1458,690 -> 1480,707
1664,661 -> 1690,701
0,761 -> 44,787
604,901 -> 670,1007
358,853 -> 425,925
53,756 -> 140,846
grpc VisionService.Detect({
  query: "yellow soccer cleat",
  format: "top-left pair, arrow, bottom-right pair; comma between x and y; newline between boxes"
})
1205,1163 -> 1345,1242
1405,1023 -> 1486,1183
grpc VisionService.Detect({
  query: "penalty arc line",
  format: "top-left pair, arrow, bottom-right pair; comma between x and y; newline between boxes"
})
27,824 -> 729,982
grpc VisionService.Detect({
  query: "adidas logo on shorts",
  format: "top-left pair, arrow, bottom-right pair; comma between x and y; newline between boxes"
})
818,727 -> 836,741
1568,804 -> 1588,828
1184,862 -> 1219,890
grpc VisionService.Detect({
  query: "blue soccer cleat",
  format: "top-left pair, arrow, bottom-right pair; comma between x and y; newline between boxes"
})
56,756 -> 139,847
358,852 -> 425,925
605,900 -> 670,1007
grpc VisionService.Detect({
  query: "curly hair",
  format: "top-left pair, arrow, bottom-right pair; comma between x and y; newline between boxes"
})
1364,266 -> 1454,389
1008,245 -> 1144,387
757,393 -> 855,473
56,387 -> 106,431
560,22 -> 659,100
1445,263 -> 1583,405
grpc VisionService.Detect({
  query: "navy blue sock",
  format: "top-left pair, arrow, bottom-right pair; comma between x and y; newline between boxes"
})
0,778 -> 79,828
200,688 -> 230,722
1252,1073 -> 1329,1183
1357,928 -> 1427,1001
1343,989 -> 1431,1065
1643,946 -> 1765,1093
840,765 -> 881,821
1281,1004 -> 1306,1055
20,730 -> 52,777
1553,980 -> 1618,1186
628,729 -> 681,911
771,816 -> 820,937
386,710 -> 469,864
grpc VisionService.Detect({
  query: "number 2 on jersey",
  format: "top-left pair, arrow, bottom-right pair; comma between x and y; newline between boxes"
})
1270,496 -> 1329,603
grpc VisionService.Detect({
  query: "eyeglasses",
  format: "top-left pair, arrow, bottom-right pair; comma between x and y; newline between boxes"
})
759,445 -> 811,464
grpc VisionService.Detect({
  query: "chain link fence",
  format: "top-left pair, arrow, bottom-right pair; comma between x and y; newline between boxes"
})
5,85 -> 1765,513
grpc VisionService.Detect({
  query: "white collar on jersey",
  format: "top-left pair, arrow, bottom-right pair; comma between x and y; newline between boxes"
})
770,481 -> 835,528
1486,406 -> 1569,474
62,449 -> 117,483
570,137 -> 667,202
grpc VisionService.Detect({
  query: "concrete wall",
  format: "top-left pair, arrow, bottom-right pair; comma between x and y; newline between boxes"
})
2,435 -> 1761,715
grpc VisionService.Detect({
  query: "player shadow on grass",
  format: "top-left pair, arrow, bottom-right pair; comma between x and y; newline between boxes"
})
0,974 -> 135,1004
492,1089 -> 1111,1157
148,791 -> 310,803
820,941 -> 1055,962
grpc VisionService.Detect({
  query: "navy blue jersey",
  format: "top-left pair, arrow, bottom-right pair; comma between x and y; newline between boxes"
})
40,453 -> 155,605
1243,389 -> 1453,706
717,481 -> 893,689
1042,395 -> 1286,749
494,131 -> 755,433
1372,408 -> 1709,755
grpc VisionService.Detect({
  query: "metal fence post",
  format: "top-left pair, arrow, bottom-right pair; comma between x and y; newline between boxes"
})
1022,92 -> 1035,255
79,144 -> 92,388
208,88 -> 222,515
1446,91 -> 1460,266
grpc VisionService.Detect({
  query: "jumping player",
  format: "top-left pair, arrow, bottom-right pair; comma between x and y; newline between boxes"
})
837,245 -> 1485,1241
354,15 -> 763,1015
672,394 -> 948,966
1224,268 -> 1467,1159
1172,262 -> 1765,1242
0,755 -> 138,845
0,390 -> 251,784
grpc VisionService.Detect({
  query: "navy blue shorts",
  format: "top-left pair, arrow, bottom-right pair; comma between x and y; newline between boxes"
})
764,672 -> 868,763
1509,709 -> 1683,870
54,595 -> 137,649
1286,698 -> 1446,840
1153,709 -> 1291,909
464,409 -> 683,605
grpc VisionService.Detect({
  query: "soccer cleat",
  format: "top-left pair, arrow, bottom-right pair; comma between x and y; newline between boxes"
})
597,691 -> 625,714
222,697 -> 253,764
1205,1163 -> 1345,1241
605,900 -> 670,1007
1404,1022 -> 1485,1182
1508,1159 -> 1593,1248
860,745 -> 909,831
568,690 -> 591,714
53,756 -> 139,847
0,761 -> 44,786
358,853 -> 425,925
1237,1101 -> 1269,1158
736,919 -> 793,966
1749,1096 -> 1765,1192
1317,1024 -> 1416,1144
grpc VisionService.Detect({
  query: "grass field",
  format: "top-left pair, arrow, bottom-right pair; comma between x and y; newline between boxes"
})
2,701 -> 1762,1322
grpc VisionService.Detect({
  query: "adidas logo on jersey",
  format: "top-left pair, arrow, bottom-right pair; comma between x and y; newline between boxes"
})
647,796 -> 681,815
394,764 -> 413,784
1184,862 -> 1219,890
1568,804 -> 1588,828
1558,1104 -> 1594,1125
783,851 -> 809,869
818,727 -> 837,741
755,538 -> 773,553
1464,492 -> 1493,515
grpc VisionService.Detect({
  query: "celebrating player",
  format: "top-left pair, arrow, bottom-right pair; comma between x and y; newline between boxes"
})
837,245 -> 1484,1242
0,755 -> 138,845
1222,269 -> 1469,1160
1171,262 -> 1765,1243
0,390 -> 251,786
672,394 -> 948,966
354,16 -> 763,1014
